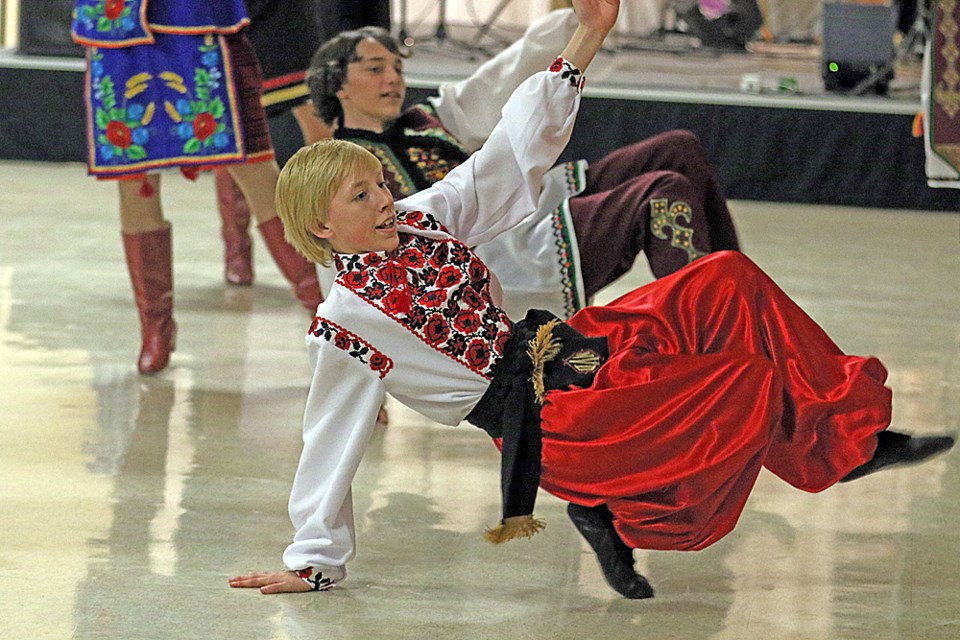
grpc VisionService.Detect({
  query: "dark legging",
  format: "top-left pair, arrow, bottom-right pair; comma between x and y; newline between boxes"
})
570,130 -> 739,298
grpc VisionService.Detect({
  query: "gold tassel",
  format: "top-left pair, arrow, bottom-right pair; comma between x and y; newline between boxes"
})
526,319 -> 561,405
484,515 -> 546,544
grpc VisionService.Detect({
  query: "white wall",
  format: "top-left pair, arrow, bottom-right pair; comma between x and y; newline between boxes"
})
391,0 -> 664,37
391,0 -> 824,41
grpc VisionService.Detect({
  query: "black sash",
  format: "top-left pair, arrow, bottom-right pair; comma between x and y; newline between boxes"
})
466,309 -> 608,524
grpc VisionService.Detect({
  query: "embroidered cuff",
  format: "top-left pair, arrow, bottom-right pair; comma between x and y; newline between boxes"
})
548,57 -> 584,92
294,567 -> 337,591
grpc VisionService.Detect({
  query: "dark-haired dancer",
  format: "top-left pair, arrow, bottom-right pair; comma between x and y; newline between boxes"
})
307,11 -> 740,320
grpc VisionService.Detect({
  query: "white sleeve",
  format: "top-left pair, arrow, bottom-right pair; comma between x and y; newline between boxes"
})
427,9 -> 579,153
397,66 -> 582,248
282,338 -> 385,574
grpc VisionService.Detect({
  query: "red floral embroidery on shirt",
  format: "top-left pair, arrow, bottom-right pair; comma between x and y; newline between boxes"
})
396,209 -> 448,233
436,264 -> 463,288
549,57 -> 583,90
333,224 -> 511,378
310,317 -> 394,379
294,567 -> 337,591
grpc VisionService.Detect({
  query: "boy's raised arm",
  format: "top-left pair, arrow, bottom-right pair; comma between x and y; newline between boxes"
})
429,9 -> 580,152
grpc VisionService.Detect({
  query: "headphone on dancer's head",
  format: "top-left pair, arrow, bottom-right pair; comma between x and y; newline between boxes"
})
307,26 -> 404,127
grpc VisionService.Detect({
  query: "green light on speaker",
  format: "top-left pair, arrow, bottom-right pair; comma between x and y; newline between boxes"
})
828,62 -> 839,73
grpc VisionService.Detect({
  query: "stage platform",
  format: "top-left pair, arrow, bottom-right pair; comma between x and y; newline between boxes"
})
2,27 -> 959,211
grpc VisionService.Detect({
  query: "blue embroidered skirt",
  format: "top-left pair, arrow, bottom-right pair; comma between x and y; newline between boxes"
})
83,30 -> 272,179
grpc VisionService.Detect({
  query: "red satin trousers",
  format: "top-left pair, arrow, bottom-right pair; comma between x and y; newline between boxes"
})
539,251 -> 891,551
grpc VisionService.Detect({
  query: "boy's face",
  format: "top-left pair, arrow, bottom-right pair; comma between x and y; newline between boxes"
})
312,164 -> 399,255
337,38 -> 405,132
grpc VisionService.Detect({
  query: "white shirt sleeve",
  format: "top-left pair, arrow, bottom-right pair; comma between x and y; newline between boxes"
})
282,337 -> 386,574
397,66 -> 582,249
427,9 -> 579,153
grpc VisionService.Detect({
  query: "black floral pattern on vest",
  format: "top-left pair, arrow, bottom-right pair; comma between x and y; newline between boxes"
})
335,103 -> 470,199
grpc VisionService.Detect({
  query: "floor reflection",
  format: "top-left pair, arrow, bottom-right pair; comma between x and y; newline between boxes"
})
1,162 -> 958,639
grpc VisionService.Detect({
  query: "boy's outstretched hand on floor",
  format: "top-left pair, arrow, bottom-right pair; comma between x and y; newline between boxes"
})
229,570 -> 314,594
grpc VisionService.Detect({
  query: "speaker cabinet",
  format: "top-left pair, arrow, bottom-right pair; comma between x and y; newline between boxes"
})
822,2 -> 897,94
18,0 -> 83,57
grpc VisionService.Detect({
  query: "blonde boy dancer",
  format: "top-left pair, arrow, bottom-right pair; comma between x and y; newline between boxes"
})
229,0 -> 952,598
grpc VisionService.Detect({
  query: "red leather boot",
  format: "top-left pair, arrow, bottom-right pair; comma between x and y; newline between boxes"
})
258,216 -> 324,311
215,169 -> 254,285
122,225 -> 176,374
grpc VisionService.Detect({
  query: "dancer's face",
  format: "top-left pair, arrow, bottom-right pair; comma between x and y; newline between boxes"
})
313,164 -> 399,255
337,38 -> 406,132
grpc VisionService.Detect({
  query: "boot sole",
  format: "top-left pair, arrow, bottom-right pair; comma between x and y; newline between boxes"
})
840,435 -> 956,482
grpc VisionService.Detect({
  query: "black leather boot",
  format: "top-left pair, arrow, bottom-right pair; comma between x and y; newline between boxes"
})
840,430 -> 955,483
567,503 -> 654,599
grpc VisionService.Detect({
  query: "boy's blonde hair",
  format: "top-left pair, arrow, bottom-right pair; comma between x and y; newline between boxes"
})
276,139 -> 384,266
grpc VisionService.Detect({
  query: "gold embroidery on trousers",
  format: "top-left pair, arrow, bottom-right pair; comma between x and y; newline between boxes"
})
650,198 -> 708,263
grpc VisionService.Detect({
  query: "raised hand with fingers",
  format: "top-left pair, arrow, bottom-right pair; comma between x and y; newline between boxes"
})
571,0 -> 620,34
560,0 -> 620,72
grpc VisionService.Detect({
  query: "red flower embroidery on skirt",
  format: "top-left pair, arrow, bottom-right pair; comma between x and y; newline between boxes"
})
104,0 -> 126,20
193,113 -> 217,141
106,120 -> 133,148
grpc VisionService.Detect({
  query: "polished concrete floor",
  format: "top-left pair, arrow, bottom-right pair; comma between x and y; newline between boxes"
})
1,160 -> 959,640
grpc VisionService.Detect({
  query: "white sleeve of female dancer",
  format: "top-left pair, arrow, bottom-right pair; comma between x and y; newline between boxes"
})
427,9 -> 579,152
397,65 -> 582,248
282,341 -> 385,574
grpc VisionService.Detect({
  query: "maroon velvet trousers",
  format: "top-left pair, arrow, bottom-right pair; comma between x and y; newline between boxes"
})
538,252 -> 891,552
570,130 -> 739,298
